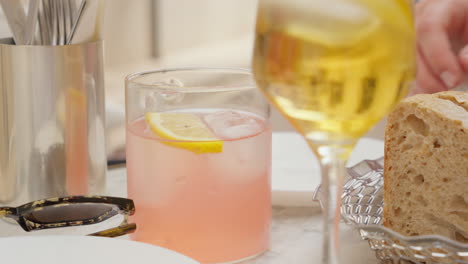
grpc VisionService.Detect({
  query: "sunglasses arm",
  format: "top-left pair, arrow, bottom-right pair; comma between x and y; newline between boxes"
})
87,214 -> 136,238
0,207 -> 15,218
88,223 -> 137,238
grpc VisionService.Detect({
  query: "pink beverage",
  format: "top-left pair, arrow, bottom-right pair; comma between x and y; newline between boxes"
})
127,109 -> 272,264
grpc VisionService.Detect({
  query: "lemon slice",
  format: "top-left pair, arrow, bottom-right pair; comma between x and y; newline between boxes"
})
145,112 -> 223,154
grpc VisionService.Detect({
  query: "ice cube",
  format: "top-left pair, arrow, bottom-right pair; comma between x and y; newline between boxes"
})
204,111 -> 270,184
154,78 -> 185,103
145,78 -> 185,110
219,124 -> 260,140
203,111 -> 263,140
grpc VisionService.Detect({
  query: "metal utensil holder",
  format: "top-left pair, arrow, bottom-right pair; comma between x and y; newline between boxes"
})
0,38 -> 106,206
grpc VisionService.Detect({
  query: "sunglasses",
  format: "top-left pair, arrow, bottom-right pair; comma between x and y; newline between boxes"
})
0,196 -> 136,237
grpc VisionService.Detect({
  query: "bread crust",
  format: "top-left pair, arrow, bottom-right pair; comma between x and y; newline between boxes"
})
383,91 -> 468,242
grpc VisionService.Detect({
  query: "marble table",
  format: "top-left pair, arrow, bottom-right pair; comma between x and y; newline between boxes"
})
244,207 -> 379,264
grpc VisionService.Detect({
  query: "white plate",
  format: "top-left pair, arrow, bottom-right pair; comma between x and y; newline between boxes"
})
271,132 -> 383,207
0,236 -> 199,264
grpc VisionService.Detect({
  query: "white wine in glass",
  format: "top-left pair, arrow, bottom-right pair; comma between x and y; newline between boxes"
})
253,0 -> 416,263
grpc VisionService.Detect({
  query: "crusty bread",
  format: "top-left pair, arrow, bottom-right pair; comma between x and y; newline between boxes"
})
383,91 -> 468,242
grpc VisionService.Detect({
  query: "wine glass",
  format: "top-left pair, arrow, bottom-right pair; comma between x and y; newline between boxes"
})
252,0 -> 416,263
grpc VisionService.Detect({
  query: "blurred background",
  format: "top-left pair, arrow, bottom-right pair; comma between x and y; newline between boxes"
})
0,0 -> 385,159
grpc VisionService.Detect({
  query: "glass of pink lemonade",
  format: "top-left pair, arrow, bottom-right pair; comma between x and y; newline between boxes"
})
125,68 -> 272,264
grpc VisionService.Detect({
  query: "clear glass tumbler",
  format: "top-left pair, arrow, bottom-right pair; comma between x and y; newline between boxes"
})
125,68 -> 272,264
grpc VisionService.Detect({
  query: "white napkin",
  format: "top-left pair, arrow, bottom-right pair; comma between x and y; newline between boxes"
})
271,132 -> 384,207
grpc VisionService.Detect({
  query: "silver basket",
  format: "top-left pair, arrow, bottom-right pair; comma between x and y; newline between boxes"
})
314,157 -> 468,264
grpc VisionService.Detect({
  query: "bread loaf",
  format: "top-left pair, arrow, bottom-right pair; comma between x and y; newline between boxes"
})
383,91 -> 468,242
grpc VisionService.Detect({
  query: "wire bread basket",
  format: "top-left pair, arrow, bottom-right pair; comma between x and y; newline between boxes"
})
314,157 -> 468,264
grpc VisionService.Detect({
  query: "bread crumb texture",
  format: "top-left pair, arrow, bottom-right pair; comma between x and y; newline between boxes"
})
383,91 -> 468,242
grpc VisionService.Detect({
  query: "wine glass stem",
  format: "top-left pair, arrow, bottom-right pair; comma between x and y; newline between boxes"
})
315,145 -> 349,264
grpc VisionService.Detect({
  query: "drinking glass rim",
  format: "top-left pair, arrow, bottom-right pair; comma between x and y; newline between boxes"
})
125,67 -> 256,93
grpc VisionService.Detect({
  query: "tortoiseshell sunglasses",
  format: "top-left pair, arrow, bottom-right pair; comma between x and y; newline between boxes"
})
0,196 -> 136,237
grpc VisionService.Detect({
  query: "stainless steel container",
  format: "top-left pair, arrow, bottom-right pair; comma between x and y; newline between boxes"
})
0,39 -> 106,206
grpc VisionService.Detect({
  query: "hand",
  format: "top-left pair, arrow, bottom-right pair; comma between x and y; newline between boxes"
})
413,0 -> 468,95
